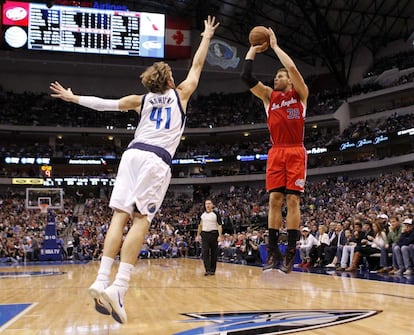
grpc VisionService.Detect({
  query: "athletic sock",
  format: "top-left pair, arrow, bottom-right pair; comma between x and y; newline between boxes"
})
287,229 -> 299,251
268,228 -> 280,251
96,255 -> 114,283
113,262 -> 134,289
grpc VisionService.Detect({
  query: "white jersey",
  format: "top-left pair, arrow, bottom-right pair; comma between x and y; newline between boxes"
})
128,88 -> 186,158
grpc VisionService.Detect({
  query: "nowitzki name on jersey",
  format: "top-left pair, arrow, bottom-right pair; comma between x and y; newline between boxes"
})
148,95 -> 175,105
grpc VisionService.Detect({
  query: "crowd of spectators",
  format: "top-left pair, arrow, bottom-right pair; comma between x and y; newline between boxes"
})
0,109 -> 412,179
0,195 -> 76,263
324,112 -> 414,147
0,86 -> 341,130
1,49 -> 414,171
1,49 -> 413,271
178,111 -> 414,160
1,167 -> 413,274
1,69 -> 412,131
1,49 -> 414,131
0,109 -> 412,163
364,50 -> 414,78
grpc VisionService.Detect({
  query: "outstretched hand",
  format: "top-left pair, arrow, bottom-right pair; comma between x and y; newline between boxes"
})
201,15 -> 220,39
49,81 -> 75,102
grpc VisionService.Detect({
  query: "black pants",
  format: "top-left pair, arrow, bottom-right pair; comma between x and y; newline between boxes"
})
323,245 -> 337,264
201,230 -> 219,273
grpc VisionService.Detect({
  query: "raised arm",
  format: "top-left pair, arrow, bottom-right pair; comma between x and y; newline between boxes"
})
268,27 -> 309,103
49,81 -> 143,112
176,16 -> 219,108
241,44 -> 273,105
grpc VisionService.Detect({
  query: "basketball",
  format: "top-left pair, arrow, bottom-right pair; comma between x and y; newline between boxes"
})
249,26 -> 270,49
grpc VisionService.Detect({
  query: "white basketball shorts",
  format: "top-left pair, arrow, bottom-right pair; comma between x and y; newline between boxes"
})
109,148 -> 171,222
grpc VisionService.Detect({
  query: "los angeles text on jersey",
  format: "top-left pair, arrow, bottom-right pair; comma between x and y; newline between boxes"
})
270,96 -> 298,110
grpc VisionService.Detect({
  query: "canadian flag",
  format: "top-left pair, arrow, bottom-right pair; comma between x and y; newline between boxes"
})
165,16 -> 191,59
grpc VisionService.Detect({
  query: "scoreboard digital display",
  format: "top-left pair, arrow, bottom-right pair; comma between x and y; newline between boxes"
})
1,1 -> 165,57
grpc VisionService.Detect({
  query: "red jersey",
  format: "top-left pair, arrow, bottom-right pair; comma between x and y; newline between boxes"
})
267,87 -> 306,146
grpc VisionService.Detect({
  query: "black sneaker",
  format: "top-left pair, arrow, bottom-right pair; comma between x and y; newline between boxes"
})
262,247 -> 282,271
280,248 -> 296,273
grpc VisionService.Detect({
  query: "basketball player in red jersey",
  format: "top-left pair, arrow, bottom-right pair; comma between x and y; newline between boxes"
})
241,27 -> 309,273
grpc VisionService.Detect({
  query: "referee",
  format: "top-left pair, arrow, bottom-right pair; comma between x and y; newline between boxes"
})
197,199 -> 223,276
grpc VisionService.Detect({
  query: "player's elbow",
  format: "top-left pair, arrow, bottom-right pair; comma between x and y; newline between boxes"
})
240,72 -> 258,89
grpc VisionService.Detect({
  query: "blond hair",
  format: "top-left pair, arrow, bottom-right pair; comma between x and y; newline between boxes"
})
140,61 -> 173,93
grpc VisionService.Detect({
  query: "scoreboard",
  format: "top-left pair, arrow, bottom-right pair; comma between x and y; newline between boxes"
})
1,1 -> 165,57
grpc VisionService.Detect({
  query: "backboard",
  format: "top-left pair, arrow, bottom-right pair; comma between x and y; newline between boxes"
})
26,188 -> 64,210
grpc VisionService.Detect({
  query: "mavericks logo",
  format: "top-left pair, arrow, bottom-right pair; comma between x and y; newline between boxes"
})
174,310 -> 380,334
147,203 -> 157,213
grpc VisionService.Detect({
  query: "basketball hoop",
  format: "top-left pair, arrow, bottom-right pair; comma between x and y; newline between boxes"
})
39,203 -> 49,215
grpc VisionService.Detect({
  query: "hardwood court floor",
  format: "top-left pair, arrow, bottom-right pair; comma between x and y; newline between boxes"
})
0,258 -> 413,334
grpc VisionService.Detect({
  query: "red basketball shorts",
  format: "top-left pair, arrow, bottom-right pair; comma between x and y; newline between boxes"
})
266,145 -> 308,192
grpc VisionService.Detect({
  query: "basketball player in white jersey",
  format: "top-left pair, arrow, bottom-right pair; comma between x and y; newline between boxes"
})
50,16 -> 219,324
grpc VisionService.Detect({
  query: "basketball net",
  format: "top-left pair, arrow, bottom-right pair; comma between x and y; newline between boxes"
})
39,203 -> 49,215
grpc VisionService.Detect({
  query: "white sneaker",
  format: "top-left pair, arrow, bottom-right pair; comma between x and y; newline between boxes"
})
88,281 -> 111,315
101,285 -> 128,324
403,269 -> 413,275
325,263 -> 336,268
